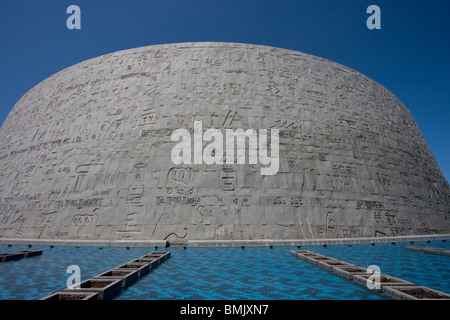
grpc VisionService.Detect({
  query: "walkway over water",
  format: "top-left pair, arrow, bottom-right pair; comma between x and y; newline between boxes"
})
405,246 -> 450,256
291,250 -> 450,300
0,250 -> 42,263
41,251 -> 171,300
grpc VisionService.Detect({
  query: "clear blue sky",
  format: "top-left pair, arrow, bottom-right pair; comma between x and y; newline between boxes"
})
0,0 -> 449,180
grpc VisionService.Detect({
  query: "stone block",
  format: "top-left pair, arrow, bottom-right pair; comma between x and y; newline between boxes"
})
382,286 -> 450,300
352,274 -> 416,292
40,291 -> 100,300
64,278 -> 122,300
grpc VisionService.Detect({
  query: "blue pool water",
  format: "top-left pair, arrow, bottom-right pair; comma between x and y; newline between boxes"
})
0,240 -> 449,300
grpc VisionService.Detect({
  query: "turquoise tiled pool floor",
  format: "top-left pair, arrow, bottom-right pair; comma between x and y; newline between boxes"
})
115,246 -> 381,300
0,241 -> 449,300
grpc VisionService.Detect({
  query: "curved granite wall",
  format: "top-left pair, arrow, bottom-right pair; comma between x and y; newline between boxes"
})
0,42 -> 448,242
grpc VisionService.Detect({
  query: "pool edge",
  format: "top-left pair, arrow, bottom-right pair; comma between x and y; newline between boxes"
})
1,234 -> 449,248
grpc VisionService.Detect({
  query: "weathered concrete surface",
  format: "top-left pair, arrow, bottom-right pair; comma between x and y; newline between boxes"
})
405,246 -> 450,256
0,42 -> 448,242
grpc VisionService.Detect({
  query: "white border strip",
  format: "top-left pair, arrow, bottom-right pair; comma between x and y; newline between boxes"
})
0,238 -> 168,248
1,234 -> 449,248
187,234 -> 450,247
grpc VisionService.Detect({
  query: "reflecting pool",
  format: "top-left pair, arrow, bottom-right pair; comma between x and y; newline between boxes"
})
0,240 -> 449,300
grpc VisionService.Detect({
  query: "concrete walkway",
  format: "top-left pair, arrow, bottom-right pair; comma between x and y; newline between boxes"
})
405,246 -> 450,256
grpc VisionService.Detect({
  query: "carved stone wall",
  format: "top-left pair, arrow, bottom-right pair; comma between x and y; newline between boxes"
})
0,42 -> 448,242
